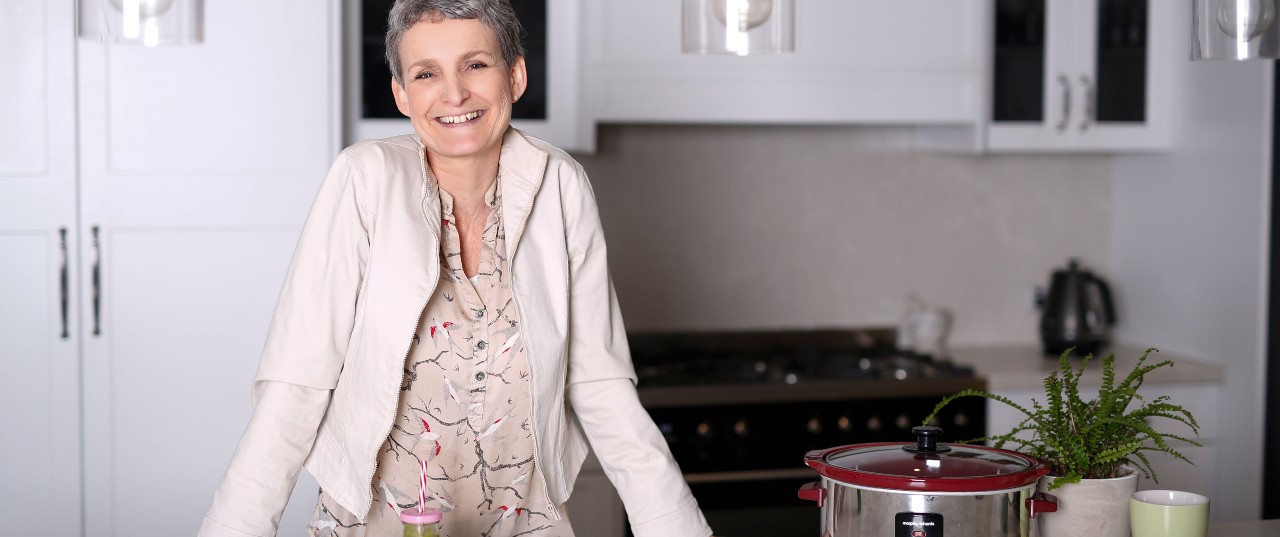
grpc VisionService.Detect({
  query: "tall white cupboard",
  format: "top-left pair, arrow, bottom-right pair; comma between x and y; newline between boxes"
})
1,0 -> 340,534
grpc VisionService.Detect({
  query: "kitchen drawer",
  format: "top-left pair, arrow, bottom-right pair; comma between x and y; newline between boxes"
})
566,452 -> 625,537
1141,383 -> 1218,440
1138,442 -> 1216,498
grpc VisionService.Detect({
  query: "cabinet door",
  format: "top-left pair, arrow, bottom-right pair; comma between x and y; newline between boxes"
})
1134,384 -> 1218,500
987,0 -> 1170,151
75,0 -> 339,534
589,0 -> 984,124
988,0 -> 1085,150
0,1 -> 83,534
565,455 -> 625,537
1073,0 -> 1171,150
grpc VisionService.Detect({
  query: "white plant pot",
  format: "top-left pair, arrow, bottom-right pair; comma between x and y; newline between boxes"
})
1035,470 -> 1139,537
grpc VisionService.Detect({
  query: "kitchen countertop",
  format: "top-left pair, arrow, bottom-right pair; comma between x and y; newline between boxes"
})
1210,519 -> 1280,536
947,343 -> 1226,391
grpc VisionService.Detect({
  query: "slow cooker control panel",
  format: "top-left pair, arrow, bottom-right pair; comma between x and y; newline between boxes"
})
895,512 -> 943,537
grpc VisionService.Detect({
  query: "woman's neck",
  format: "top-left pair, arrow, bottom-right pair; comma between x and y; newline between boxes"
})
428,151 -> 499,279
429,152 -> 500,209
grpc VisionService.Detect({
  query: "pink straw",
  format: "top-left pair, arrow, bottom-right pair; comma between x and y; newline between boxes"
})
419,459 -> 428,509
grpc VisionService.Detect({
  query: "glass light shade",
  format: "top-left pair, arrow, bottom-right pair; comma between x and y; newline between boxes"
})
683,0 -> 794,55
1192,0 -> 1280,60
79,0 -> 203,46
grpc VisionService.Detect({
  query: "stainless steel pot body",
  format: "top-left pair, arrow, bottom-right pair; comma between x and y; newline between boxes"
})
818,478 -> 1037,537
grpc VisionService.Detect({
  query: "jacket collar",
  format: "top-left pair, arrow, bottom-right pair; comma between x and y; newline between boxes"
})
414,128 -> 548,260
497,129 -> 548,260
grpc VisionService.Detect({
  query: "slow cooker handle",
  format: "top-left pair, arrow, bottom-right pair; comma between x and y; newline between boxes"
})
797,481 -> 826,507
902,425 -> 952,453
1026,492 -> 1058,519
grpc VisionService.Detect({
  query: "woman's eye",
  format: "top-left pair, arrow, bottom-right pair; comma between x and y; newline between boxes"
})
414,71 -> 435,80
467,62 -> 487,70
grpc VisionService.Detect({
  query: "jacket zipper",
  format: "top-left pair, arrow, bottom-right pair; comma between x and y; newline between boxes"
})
504,155 -> 559,520
368,147 -> 558,518
511,289 -> 561,520
366,148 -> 441,513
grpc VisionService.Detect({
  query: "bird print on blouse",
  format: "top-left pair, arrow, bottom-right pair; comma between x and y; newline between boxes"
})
308,178 -> 572,537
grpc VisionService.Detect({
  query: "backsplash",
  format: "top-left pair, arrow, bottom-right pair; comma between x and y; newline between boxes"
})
573,125 -> 1113,345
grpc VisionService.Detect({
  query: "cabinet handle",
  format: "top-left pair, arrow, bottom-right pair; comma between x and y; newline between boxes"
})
59,227 -> 69,340
91,225 -> 101,337
1079,74 -> 1095,133
1055,73 -> 1072,133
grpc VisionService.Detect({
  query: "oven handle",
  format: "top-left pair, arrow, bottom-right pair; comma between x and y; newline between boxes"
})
683,468 -> 816,484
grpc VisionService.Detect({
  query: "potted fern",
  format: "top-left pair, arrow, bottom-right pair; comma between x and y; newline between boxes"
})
923,348 -> 1201,537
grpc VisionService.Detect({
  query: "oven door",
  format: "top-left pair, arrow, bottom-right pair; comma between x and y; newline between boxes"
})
623,472 -> 819,537
684,471 -> 820,536
629,395 -> 986,536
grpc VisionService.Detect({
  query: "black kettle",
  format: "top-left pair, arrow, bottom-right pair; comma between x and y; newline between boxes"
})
1039,259 -> 1116,356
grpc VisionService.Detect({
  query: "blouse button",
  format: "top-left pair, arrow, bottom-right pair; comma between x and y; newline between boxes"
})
475,309 -> 485,318
476,340 -> 487,350
475,372 -> 486,381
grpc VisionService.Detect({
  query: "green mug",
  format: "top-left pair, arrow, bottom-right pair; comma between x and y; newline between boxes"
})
1130,490 -> 1210,537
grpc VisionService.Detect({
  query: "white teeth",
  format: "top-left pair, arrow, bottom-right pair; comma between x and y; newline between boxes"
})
439,111 -> 480,124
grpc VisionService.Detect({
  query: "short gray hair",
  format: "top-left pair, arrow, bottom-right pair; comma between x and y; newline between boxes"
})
385,0 -> 525,86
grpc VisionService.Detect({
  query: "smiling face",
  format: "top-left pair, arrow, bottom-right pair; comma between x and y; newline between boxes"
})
391,16 -> 527,164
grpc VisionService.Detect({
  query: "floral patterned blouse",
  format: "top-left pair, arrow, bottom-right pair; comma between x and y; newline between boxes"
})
309,179 -> 573,537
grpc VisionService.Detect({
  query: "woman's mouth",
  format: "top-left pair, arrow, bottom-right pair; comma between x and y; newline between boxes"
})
437,111 -> 483,125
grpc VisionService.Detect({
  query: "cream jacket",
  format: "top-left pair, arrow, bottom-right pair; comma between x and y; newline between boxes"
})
199,130 -> 711,537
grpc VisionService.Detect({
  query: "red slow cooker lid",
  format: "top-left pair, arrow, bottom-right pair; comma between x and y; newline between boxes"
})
804,426 -> 1049,492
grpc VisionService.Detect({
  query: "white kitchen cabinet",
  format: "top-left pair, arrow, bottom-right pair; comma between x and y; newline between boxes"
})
1,0 -> 339,535
0,1 -> 82,534
989,0 -> 1172,151
565,453 -> 626,537
587,0 -> 985,125
922,0 -> 1172,152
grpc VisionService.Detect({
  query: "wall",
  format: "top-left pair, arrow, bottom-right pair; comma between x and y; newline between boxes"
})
576,125 -> 1113,346
1109,8 -> 1273,521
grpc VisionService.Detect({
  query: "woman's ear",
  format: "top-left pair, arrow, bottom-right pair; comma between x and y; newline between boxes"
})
509,56 -> 528,102
391,76 -> 412,117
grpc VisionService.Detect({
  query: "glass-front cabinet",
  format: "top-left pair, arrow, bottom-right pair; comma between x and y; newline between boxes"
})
987,0 -> 1171,151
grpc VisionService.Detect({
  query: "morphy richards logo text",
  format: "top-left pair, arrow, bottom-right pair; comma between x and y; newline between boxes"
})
902,521 -> 938,527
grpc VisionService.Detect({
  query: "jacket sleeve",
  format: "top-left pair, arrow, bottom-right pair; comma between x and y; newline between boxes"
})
560,164 -> 713,537
200,152 -> 372,537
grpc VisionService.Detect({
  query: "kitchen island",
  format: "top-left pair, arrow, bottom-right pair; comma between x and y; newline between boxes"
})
1211,519 -> 1280,535
948,343 -> 1225,390
948,342 -> 1227,522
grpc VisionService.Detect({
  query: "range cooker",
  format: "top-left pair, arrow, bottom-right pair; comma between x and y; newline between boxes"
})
627,328 -> 987,537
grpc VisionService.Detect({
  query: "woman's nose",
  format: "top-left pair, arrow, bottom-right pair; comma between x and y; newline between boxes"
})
440,74 -> 469,105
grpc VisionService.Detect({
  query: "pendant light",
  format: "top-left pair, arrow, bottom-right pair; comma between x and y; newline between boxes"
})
78,0 -> 204,46
1192,0 -> 1280,60
683,0 -> 794,55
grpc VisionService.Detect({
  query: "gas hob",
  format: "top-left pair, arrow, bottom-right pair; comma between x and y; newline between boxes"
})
628,328 -> 986,407
623,328 -> 990,537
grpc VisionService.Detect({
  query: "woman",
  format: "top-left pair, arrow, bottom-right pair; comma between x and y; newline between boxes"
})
198,1 -> 712,536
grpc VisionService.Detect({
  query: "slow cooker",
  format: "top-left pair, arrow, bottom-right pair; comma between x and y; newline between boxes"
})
800,426 -> 1059,537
